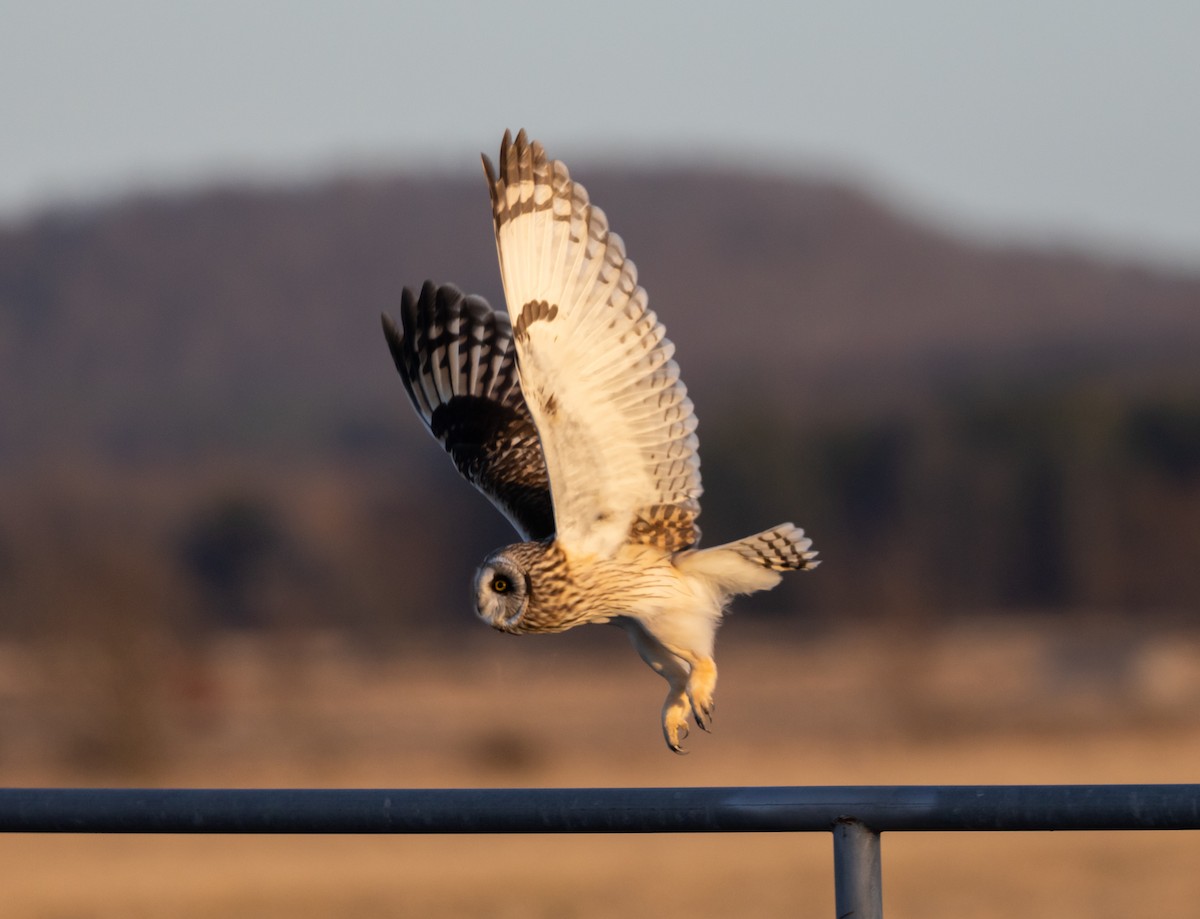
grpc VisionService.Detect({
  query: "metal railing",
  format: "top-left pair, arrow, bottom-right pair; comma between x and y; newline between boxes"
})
3,784 -> 1199,918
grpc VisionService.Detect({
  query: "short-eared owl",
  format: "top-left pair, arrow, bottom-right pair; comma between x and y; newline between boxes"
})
383,131 -> 817,752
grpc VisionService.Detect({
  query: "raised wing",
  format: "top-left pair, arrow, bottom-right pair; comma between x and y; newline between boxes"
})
482,130 -> 702,559
382,280 -> 555,541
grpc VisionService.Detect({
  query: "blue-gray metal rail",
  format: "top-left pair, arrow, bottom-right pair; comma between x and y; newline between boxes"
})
3,784 -> 1198,918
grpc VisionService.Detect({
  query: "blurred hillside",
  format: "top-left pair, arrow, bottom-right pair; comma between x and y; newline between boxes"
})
1,166 -> 1199,640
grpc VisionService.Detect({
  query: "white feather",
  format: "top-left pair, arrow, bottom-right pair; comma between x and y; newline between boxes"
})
485,131 -> 702,559
676,549 -> 784,596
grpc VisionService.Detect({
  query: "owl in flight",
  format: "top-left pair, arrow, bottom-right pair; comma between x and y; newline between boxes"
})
382,131 -> 817,752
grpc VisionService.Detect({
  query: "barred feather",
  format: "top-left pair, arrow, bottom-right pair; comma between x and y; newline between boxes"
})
382,281 -> 555,540
724,524 -> 819,572
482,130 -> 702,559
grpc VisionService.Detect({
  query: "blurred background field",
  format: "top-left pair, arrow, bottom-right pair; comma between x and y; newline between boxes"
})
3,144 -> 1200,919
2,623 -> 1200,916
4,3 -> 1200,915
3,163 -> 1200,919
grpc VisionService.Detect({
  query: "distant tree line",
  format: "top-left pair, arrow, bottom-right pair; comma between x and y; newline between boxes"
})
703,384 -> 1200,622
8,381 -> 1196,647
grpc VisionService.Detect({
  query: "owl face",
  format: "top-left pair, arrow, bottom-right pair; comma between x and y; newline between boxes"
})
473,552 -> 530,632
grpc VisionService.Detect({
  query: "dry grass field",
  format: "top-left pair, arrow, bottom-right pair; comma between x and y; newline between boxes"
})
2,616 -> 1200,918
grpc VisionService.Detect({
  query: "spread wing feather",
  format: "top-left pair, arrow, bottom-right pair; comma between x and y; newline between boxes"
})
382,281 -> 555,540
482,130 -> 702,559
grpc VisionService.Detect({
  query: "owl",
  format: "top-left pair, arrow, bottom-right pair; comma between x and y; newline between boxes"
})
382,131 -> 818,752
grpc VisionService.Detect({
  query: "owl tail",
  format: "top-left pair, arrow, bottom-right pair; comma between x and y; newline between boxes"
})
677,524 -> 818,598
721,524 -> 819,572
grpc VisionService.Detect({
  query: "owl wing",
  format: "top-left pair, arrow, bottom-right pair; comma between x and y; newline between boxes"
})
482,130 -> 702,560
382,280 -> 556,541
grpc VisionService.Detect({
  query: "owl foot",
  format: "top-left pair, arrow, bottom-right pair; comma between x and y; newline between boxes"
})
662,692 -> 692,754
686,657 -> 718,733
692,698 -> 715,733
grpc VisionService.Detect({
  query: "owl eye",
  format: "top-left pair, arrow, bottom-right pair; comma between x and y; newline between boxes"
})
491,575 -> 511,594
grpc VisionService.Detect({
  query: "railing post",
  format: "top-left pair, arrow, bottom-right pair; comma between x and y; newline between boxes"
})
832,818 -> 882,919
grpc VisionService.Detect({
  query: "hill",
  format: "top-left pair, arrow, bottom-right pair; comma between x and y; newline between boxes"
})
1,166 -> 1199,631
2,168 -> 1197,462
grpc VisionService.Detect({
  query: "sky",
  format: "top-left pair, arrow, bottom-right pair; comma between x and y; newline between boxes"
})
3,0 -> 1199,269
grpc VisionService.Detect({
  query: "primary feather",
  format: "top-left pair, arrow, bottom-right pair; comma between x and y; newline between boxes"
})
382,281 -> 555,540
482,130 -> 702,560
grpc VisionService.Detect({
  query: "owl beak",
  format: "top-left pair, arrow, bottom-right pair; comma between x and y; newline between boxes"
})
495,610 -> 524,633
474,596 -> 518,633
484,605 -> 524,634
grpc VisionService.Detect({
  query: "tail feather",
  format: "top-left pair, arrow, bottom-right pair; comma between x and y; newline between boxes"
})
724,523 -> 819,572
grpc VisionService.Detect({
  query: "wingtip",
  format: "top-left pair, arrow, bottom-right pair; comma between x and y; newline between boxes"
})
482,130 -> 513,195
487,128 -> 529,179
384,287 -> 415,344
380,310 -> 398,337
380,311 -> 405,369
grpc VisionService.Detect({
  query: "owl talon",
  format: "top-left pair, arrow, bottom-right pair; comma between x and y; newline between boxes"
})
667,721 -> 689,752
663,706 -> 690,753
686,657 -> 717,734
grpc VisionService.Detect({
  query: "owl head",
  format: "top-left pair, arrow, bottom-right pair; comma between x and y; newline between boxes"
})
473,548 -> 531,632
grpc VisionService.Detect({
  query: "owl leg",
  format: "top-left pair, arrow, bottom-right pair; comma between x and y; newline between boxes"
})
656,661 -> 693,754
618,620 -> 694,754
686,656 -> 717,732
664,648 -> 717,733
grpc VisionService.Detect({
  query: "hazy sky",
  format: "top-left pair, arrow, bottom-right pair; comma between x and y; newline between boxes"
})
3,0 -> 1198,268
